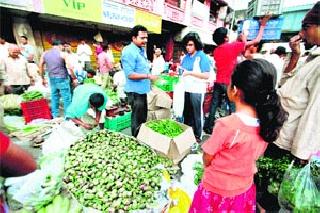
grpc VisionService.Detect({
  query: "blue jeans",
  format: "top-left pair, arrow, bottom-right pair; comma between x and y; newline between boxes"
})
49,77 -> 72,118
203,83 -> 235,133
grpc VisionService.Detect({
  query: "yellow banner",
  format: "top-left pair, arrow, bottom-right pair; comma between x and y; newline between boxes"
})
135,10 -> 162,34
43,0 -> 102,23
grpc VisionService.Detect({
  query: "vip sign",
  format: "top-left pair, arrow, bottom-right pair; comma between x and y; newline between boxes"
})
43,0 -> 102,22
63,0 -> 85,10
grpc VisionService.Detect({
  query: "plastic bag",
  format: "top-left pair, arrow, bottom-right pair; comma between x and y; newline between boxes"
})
42,121 -> 84,155
278,158 -> 320,211
172,80 -> 185,117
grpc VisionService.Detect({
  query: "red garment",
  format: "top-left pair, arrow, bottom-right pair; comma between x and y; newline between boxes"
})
214,41 -> 245,85
0,131 -> 10,156
201,114 -> 268,197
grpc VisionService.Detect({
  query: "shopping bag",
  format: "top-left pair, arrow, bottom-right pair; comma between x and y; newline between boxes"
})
172,80 -> 185,118
278,157 -> 320,211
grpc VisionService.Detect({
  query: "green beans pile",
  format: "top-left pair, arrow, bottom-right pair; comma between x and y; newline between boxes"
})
64,130 -> 174,212
146,119 -> 184,138
22,91 -> 43,102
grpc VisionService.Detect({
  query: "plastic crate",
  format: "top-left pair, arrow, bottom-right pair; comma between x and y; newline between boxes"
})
20,99 -> 52,124
104,111 -> 131,131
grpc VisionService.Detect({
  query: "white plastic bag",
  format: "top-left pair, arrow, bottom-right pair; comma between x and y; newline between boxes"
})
42,121 -> 84,155
172,79 -> 185,117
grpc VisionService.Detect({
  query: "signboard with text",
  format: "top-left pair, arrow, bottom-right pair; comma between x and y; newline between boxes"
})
43,0 -> 102,22
102,0 -> 135,28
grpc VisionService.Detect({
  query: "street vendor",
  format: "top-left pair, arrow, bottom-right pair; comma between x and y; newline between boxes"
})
65,84 -> 107,130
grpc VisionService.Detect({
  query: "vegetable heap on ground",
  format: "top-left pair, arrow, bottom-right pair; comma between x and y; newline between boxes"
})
256,156 -> 292,195
22,91 -> 43,102
64,130 -> 174,212
146,119 -> 184,138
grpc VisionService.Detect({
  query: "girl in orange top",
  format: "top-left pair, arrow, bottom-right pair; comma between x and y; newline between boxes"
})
189,59 -> 287,212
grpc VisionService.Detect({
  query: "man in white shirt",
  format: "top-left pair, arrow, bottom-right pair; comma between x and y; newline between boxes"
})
264,46 -> 286,88
19,36 -> 35,63
0,36 -> 10,95
76,39 -> 92,70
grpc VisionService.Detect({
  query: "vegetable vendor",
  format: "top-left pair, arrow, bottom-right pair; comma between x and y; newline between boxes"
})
65,84 -> 107,130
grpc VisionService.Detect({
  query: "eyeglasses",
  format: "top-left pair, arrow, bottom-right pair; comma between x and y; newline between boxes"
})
301,23 -> 311,31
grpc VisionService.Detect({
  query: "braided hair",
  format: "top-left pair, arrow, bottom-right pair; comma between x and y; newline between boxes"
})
231,59 -> 287,142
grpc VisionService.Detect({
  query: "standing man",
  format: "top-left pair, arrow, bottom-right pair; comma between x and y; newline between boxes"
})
257,2 -> 320,211
203,15 -> 270,134
39,40 -> 77,118
76,39 -> 92,70
19,36 -> 35,63
0,36 -> 10,95
121,25 -> 157,137
1,44 -> 34,94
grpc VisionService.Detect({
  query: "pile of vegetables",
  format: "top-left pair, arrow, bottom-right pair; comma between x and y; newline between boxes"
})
0,94 -> 22,116
22,91 -> 43,102
146,119 -> 184,138
193,161 -> 204,185
36,194 -> 82,213
256,156 -> 292,195
105,88 -> 120,105
64,130 -> 175,212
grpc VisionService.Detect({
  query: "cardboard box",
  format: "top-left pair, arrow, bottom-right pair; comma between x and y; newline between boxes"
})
137,120 -> 196,164
147,109 -> 171,121
148,87 -> 172,110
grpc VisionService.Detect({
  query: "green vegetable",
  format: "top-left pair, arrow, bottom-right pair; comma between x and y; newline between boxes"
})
22,91 -> 43,102
146,119 -> 184,138
105,88 -> 120,105
193,161 -> 204,185
256,156 -> 292,195
64,130 -> 176,211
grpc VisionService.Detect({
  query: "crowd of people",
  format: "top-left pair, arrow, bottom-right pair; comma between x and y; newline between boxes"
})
0,1 -> 319,212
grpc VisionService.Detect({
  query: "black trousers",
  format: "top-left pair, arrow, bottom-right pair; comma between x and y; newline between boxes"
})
127,92 -> 147,137
203,83 -> 235,133
183,92 -> 204,140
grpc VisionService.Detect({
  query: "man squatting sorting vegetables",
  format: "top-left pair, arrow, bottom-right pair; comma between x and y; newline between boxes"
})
65,84 -> 107,130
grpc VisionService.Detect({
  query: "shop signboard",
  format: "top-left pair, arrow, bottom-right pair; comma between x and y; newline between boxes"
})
42,0 -> 102,23
135,9 -> 162,34
0,0 -> 43,13
102,0 -> 135,28
163,3 -> 185,25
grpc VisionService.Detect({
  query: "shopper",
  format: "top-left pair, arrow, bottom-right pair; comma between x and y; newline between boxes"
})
2,44 -> 34,94
121,25 -> 157,137
39,40 -> 77,118
203,15 -> 270,134
258,2 -> 320,211
180,32 -> 211,142
19,36 -> 35,63
189,59 -> 287,212
66,84 -> 107,130
76,39 -> 92,70
151,47 -> 165,75
98,42 -> 114,75
265,46 -> 286,88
